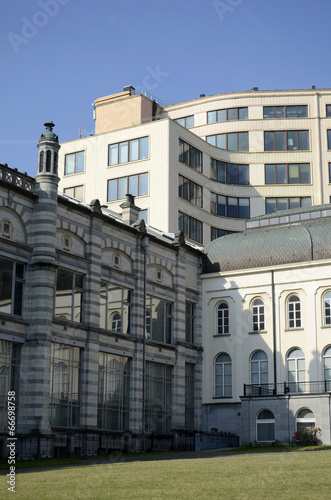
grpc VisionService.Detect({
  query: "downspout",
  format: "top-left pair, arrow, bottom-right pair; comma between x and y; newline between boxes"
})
315,91 -> 324,204
271,271 -> 277,390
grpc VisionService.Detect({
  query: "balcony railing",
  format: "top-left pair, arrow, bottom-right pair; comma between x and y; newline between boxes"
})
243,380 -> 331,397
0,164 -> 34,192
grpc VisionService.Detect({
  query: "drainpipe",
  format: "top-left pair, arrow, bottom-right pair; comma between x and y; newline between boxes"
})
271,271 -> 277,391
141,235 -> 149,451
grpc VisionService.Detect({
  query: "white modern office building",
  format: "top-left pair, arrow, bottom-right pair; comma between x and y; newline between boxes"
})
59,86 -> 331,245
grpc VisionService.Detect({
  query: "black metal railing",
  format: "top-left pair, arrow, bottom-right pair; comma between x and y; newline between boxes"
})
243,380 -> 331,397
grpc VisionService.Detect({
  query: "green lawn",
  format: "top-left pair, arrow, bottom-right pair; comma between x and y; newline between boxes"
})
1,450 -> 330,499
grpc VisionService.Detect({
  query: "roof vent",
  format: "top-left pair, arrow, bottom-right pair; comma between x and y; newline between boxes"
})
251,87 -> 259,91
312,85 -> 316,89
200,94 -> 205,98
123,85 -> 135,95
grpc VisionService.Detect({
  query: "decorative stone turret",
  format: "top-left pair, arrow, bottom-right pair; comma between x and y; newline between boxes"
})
37,121 -> 60,176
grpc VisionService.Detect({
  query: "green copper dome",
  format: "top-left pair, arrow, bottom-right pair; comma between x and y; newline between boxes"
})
39,121 -> 58,143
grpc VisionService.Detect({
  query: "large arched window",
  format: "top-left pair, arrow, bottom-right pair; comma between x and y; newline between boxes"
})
250,350 -> 268,385
256,409 -> 275,442
287,294 -> 301,329
287,348 -> 305,393
296,408 -> 315,432
214,353 -> 232,397
323,346 -> 331,391
217,302 -> 229,335
323,292 -> 331,326
252,298 -> 265,332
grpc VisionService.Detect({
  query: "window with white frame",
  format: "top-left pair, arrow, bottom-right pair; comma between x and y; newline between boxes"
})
323,346 -> 331,391
252,298 -> 265,332
287,348 -> 306,393
287,294 -> 301,329
250,350 -> 268,385
214,353 -> 232,397
323,291 -> 331,326
296,408 -> 315,432
217,302 -> 229,335
256,410 -> 275,442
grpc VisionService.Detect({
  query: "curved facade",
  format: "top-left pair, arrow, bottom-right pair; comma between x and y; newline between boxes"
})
59,87 -> 331,245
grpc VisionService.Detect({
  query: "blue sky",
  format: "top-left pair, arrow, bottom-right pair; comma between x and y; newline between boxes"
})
1,0 -> 331,177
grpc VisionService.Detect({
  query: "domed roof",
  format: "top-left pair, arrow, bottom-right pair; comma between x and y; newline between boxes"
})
203,217 -> 331,273
38,121 -> 58,143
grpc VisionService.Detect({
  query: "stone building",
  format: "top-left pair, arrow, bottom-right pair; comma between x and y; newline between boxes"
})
0,123 -> 203,459
202,206 -> 331,445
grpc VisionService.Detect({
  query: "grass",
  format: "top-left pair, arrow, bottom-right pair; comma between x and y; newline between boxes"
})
0,448 -> 331,499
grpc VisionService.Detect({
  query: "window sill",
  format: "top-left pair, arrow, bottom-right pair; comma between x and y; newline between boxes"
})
284,327 -> 304,332
248,330 -> 267,335
213,334 -> 231,337
212,396 -> 233,399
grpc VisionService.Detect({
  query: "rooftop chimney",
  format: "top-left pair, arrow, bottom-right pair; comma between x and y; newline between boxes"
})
120,194 -> 140,225
123,85 -> 135,95
200,94 -> 205,98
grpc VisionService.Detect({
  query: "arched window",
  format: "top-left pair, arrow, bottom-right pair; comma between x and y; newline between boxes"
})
287,348 -> 305,393
46,150 -> 51,172
53,362 -> 68,399
250,350 -> 268,385
256,409 -> 275,442
323,346 -> 331,391
252,298 -> 265,331
214,353 -> 232,397
39,151 -> 44,172
323,292 -> 331,326
217,302 -> 229,335
111,312 -> 122,332
288,294 -> 301,328
296,408 -> 315,432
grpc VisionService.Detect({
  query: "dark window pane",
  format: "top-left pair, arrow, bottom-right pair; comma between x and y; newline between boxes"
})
239,107 -> 248,120
239,198 -> 250,218
265,164 -> 276,184
297,105 -> 307,118
289,197 -> 300,209
217,196 -> 226,216
326,105 -> 331,117
276,164 -> 287,183
218,109 -> 226,122
299,164 -> 310,183
301,197 -> 311,208
287,131 -> 298,150
217,162 -> 226,183
298,131 -> 309,150
227,163 -> 237,184
238,164 -> 249,185
264,132 -> 274,151
228,197 -> 238,218
328,130 -> 331,150
264,107 -> 274,118
277,198 -> 288,211
286,106 -> 297,118
228,108 -> 237,121
227,133 -> 237,151
274,106 -> 285,118
238,132 -> 248,151
275,131 -> 286,151
266,198 -> 276,214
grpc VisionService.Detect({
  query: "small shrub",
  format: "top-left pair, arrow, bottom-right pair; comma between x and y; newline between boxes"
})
292,426 -> 322,446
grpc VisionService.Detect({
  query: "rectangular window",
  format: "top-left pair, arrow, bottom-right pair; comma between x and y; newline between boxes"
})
176,116 -> 194,128
100,282 -> 131,334
264,131 -> 309,151
207,132 -> 248,151
0,258 -> 24,316
211,228 -> 237,240
211,194 -> 250,219
0,341 -> 20,431
263,105 -> 307,118
185,363 -> 195,430
146,296 -> 172,344
207,107 -> 248,123
55,269 -> 84,322
64,151 -> 85,175
64,185 -> 84,201
185,302 -> 195,343
50,343 -> 81,427
107,173 -> 148,201
326,105 -> 331,117
265,197 -> 311,214
98,352 -> 130,431
178,139 -> 202,172
211,159 -> 249,185
108,137 -> 149,166
178,212 -> 203,243
178,175 -> 203,207
265,164 -> 310,184
145,361 -> 172,433
328,130 -> 331,150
